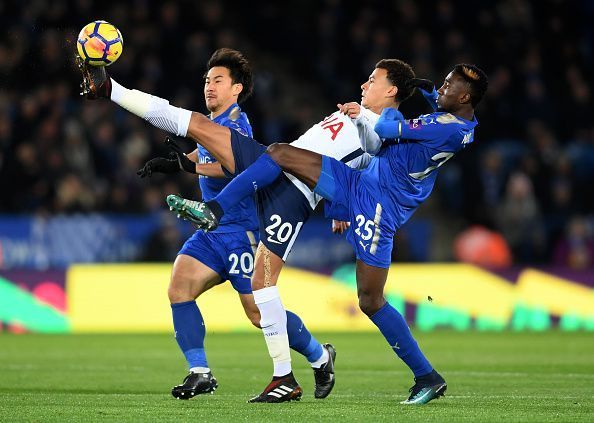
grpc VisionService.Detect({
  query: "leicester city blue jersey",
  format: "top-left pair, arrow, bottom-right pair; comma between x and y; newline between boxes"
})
369,100 -> 478,231
198,103 -> 258,233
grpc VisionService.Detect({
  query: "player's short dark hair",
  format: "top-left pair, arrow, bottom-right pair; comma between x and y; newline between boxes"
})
452,64 -> 488,107
206,48 -> 253,104
375,59 -> 416,103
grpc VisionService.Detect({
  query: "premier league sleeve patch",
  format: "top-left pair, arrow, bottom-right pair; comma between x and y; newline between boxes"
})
408,118 -> 424,130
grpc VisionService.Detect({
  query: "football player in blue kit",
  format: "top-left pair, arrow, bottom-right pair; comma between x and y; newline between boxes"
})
77,55 -> 431,403
181,63 -> 488,405
120,49 -> 333,400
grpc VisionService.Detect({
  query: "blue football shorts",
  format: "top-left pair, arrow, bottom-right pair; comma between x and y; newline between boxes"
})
178,230 -> 259,294
315,155 -> 395,268
225,130 -> 313,261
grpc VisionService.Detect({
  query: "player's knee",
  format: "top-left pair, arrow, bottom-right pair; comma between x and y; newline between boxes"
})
358,292 -> 384,316
168,274 -> 197,303
250,275 -> 266,291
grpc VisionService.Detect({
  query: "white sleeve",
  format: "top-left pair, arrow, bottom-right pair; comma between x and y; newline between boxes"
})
352,106 -> 382,155
110,79 -> 192,137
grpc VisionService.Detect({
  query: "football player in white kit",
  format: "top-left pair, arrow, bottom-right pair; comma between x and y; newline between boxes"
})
78,58 -> 407,403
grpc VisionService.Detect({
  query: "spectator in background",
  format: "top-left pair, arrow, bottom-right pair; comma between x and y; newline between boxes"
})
142,212 -> 183,262
473,149 -> 507,227
496,172 -> 546,263
553,216 -> 594,269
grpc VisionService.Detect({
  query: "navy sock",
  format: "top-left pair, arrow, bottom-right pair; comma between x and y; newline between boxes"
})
205,200 -> 224,221
213,153 -> 282,215
286,310 -> 323,362
370,302 -> 433,377
171,300 -> 208,369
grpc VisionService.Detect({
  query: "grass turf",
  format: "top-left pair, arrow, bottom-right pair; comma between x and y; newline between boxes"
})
0,331 -> 592,422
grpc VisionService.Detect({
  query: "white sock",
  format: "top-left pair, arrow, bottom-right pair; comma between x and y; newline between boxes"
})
253,286 -> 291,377
109,78 -> 192,137
310,347 -> 329,369
189,366 -> 210,374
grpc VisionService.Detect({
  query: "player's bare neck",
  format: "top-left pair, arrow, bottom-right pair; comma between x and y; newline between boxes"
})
209,108 -> 224,119
453,107 -> 474,121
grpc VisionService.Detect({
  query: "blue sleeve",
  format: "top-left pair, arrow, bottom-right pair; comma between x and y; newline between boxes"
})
420,88 -> 438,111
373,108 -> 405,139
397,114 -> 460,143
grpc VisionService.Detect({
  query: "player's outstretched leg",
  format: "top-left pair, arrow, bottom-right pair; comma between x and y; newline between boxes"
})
167,194 -> 220,231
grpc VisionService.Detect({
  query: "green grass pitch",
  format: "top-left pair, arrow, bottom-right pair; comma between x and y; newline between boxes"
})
1,331 -> 592,422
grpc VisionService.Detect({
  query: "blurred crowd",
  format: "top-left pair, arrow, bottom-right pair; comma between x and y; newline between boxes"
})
0,0 -> 593,266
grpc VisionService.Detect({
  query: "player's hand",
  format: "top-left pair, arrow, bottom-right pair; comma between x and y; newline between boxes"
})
337,102 -> 361,119
406,78 -> 435,92
136,156 -> 180,178
332,220 -> 350,234
165,136 -> 197,174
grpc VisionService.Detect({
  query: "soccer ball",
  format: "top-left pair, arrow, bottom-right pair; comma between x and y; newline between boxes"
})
77,20 -> 123,66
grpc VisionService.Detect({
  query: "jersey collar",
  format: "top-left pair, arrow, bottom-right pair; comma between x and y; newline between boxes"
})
452,113 -> 478,129
210,103 -> 240,123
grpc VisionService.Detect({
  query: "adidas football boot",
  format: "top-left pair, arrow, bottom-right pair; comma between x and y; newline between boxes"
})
248,372 -> 303,403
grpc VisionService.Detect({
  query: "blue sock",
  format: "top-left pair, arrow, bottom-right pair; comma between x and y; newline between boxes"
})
370,302 -> 433,377
171,300 -> 208,369
212,153 -> 282,213
286,310 -> 323,363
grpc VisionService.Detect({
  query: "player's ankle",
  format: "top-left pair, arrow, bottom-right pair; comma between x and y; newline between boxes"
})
272,371 -> 294,381
273,361 -> 292,377
310,347 -> 329,369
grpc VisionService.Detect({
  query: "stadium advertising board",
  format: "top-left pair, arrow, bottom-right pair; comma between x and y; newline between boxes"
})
2,264 -> 592,333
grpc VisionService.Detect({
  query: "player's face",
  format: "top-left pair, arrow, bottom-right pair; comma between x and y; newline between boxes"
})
436,72 -> 469,111
204,66 -> 240,114
360,68 -> 395,110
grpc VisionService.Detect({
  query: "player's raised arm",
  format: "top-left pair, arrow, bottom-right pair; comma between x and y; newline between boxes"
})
375,108 -> 466,143
407,78 -> 438,111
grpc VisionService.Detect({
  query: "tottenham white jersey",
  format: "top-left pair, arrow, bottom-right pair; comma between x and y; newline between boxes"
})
287,108 -> 379,208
